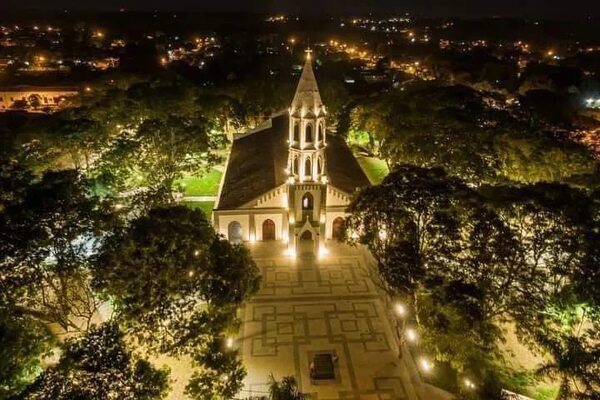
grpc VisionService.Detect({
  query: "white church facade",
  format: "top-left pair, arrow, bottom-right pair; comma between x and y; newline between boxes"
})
213,50 -> 369,255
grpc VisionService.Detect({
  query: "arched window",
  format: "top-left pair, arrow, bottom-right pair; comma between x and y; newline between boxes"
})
305,124 -> 313,142
293,123 -> 300,142
302,193 -> 314,210
317,157 -> 323,174
293,157 -> 299,174
317,123 -> 323,142
262,219 -> 275,241
304,158 -> 312,178
228,221 -> 243,244
332,217 -> 345,240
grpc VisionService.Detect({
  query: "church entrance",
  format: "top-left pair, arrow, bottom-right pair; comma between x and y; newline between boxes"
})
298,230 -> 315,256
262,219 -> 276,241
300,230 -> 313,240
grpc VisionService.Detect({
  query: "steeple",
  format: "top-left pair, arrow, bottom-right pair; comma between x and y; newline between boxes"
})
286,47 -> 329,258
291,49 -> 323,114
287,47 -> 327,184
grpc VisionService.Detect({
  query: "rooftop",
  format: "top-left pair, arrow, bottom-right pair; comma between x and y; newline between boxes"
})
216,113 -> 370,210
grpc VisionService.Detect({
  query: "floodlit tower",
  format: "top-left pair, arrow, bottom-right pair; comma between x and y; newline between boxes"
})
287,48 -> 328,255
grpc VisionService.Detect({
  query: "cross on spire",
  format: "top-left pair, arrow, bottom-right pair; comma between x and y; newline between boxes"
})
291,46 -> 322,112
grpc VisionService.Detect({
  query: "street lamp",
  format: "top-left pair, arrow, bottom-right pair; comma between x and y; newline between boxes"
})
464,378 -> 476,390
419,357 -> 433,373
394,302 -> 406,317
405,327 -> 417,342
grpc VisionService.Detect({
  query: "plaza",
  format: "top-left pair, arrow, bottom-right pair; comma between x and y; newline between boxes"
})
238,241 -> 429,400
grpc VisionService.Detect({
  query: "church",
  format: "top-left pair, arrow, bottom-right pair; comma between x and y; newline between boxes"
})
213,50 -> 370,256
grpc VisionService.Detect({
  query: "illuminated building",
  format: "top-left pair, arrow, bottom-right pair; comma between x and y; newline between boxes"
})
213,49 -> 369,255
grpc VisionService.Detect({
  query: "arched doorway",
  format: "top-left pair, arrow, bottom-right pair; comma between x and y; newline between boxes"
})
300,230 -> 313,240
262,219 -> 276,241
298,229 -> 315,256
228,221 -> 243,244
332,217 -> 345,241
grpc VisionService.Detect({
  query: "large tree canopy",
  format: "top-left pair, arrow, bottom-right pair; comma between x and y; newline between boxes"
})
346,83 -> 597,186
93,206 -> 260,398
346,165 -> 600,398
0,169 -> 112,333
18,322 -> 170,400
0,308 -> 53,399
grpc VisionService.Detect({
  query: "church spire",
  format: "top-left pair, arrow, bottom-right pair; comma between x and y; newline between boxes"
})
291,48 -> 323,113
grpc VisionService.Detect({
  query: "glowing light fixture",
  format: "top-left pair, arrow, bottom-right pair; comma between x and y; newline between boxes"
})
464,378 -> 476,390
419,357 -> 433,373
394,303 -> 406,317
405,328 -> 417,342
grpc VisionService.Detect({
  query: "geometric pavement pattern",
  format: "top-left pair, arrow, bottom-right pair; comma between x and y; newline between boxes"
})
238,241 -> 421,400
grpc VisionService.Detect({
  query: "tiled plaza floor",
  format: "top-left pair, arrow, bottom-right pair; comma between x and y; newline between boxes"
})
238,241 -> 419,400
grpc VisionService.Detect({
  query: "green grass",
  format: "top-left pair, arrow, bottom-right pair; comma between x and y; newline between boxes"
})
185,201 -> 215,219
490,370 -> 558,400
532,385 -> 559,400
176,169 -> 223,197
357,156 -> 389,185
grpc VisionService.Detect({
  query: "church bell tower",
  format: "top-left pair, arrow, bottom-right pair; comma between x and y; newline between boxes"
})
286,49 -> 328,256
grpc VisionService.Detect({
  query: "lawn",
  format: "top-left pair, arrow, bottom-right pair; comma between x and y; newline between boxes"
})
176,169 -> 223,197
185,201 -> 215,219
356,156 -> 389,185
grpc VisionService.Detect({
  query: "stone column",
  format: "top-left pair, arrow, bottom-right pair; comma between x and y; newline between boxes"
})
249,213 -> 256,242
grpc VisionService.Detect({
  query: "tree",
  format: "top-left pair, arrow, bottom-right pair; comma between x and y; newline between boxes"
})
93,206 -> 259,399
54,116 -> 107,170
267,375 -> 307,400
0,169 -> 112,333
185,338 -> 247,400
0,158 -> 35,211
96,115 -> 217,205
346,165 -> 465,309
0,307 -> 53,399
452,205 -> 523,322
27,95 -> 42,111
93,206 -> 260,353
19,322 -> 170,400
533,307 -> 600,400
346,165 -> 600,396
479,183 -> 591,341
345,83 -> 597,186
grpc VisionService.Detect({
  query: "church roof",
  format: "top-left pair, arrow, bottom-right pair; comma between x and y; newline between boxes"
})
290,51 -> 323,112
216,114 -> 370,210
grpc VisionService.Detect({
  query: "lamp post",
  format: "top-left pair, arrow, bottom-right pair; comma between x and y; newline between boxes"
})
393,301 -> 418,359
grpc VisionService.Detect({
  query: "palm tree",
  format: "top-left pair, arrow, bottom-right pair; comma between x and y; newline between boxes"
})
268,374 -> 307,400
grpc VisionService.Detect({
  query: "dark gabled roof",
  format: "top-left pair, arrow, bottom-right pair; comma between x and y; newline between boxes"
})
325,133 -> 371,194
216,113 -> 369,210
217,114 -> 289,209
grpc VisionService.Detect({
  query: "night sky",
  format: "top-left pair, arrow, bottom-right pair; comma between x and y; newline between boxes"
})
1,0 -> 599,18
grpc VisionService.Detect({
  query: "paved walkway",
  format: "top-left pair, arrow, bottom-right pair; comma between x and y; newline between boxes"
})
238,241 -> 421,400
181,195 -> 217,202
